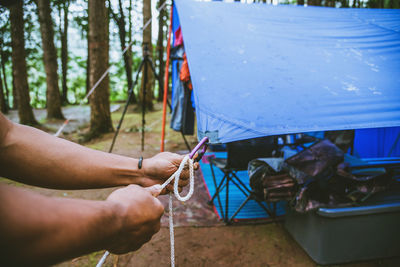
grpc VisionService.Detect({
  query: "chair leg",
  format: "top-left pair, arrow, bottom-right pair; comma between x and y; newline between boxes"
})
208,164 -> 275,223
227,194 -> 252,224
229,176 -> 274,219
266,202 -> 277,217
232,172 -> 252,195
208,174 -> 227,205
208,162 -> 224,213
225,174 -> 230,223
229,177 -> 250,198
254,197 -> 274,218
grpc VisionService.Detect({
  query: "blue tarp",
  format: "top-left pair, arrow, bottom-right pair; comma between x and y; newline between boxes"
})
174,0 -> 400,144
354,127 -> 400,157
171,3 -> 181,104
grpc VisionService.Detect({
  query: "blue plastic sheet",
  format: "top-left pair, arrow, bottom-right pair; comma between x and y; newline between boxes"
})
174,0 -> 400,144
354,127 -> 400,157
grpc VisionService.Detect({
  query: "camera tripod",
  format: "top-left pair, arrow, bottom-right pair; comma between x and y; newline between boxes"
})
108,43 -> 192,154
109,43 -> 161,153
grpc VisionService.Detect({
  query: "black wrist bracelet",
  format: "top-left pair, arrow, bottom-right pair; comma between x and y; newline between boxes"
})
138,156 -> 143,169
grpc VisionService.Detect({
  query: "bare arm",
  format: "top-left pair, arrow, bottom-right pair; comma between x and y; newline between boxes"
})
0,183 -> 164,266
0,113 -> 192,190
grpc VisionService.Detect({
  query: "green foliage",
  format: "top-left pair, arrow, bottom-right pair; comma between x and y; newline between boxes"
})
27,52 -> 47,108
1,0 -> 151,110
0,7 -> 12,101
367,0 -> 400,7
67,55 -> 87,104
281,0 -> 297,5
72,0 -> 88,39
110,59 -> 128,102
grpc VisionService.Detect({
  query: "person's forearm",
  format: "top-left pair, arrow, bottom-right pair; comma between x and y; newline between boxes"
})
0,184 -> 120,266
0,114 -> 143,189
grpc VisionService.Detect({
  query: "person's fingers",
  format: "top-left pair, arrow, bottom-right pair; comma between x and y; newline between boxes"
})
180,158 -> 199,176
145,184 -> 163,197
153,200 -> 165,219
159,185 -> 171,195
166,176 -> 189,187
192,152 -> 199,162
178,178 -> 189,187
194,162 -> 199,170
165,186 -> 183,193
163,184 -> 173,194
178,168 -> 192,181
171,152 -> 185,166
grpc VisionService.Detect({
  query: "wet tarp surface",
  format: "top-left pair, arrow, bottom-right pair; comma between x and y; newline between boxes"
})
174,0 -> 400,144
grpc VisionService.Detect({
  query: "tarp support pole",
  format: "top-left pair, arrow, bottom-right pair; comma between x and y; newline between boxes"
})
160,6 -> 173,152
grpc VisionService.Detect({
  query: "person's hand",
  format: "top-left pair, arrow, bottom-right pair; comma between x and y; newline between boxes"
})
138,152 -> 199,195
104,184 -> 164,254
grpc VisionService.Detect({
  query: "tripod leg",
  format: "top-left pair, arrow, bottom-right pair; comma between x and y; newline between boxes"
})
149,57 -> 192,149
148,57 -> 173,111
109,60 -> 145,153
148,57 -> 162,88
167,98 -> 172,112
181,130 -> 191,151
141,58 -> 148,152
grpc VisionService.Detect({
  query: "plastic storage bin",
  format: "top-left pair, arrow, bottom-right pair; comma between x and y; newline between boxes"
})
285,196 -> 400,265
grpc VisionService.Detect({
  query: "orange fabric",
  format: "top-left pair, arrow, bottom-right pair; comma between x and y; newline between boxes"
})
180,53 -> 192,90
161,7 -> 173,152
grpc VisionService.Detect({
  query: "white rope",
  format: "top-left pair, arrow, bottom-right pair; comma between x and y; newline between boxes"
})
95,251 -> 109,267
162,155 -> 194,267
168,193 -> 175,267
54,1 -> 168,137
161,155 -> 195,201
97,155 -> 194,267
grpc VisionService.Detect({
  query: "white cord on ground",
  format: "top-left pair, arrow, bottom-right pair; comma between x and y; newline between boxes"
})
169,193 -> 175,267
96,155 -> 194,267
95,250 -> 109,267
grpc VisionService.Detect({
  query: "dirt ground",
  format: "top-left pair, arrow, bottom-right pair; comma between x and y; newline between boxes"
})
2,103 -> 400,267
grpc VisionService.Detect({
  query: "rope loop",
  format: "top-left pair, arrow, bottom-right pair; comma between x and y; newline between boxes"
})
97,154 -> 195,267
173,155 -> 194,202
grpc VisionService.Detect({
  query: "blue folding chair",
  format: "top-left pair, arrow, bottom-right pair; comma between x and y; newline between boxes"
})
208,136 -> 278,223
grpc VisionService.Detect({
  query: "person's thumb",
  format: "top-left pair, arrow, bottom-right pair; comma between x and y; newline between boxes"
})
145,184 -> 163,197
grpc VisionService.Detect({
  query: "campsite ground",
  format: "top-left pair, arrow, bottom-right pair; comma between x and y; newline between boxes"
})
2,103 -> 400,267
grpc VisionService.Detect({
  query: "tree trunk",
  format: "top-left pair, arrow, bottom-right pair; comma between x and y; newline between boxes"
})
297,0 -> 305,5
86,37 -> 90,98
86,4 -> 90,99
12,64 -> 18,109
0,47 -> 10,111
60,1 -> 70,105
109,0 -> 137,104
308,0 -> 322,6
36,0 -> 64,120
88,0 -> 113,137
9,1 -> 38,125
389,0 -> 400,8
156,0 -> 166,102
0,69 -> 7,113
340,0 -> 349,8
352,0 -> 360,7
119,0 -> 135,103
325,0 -> 335,7
141,0 -> 154,110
